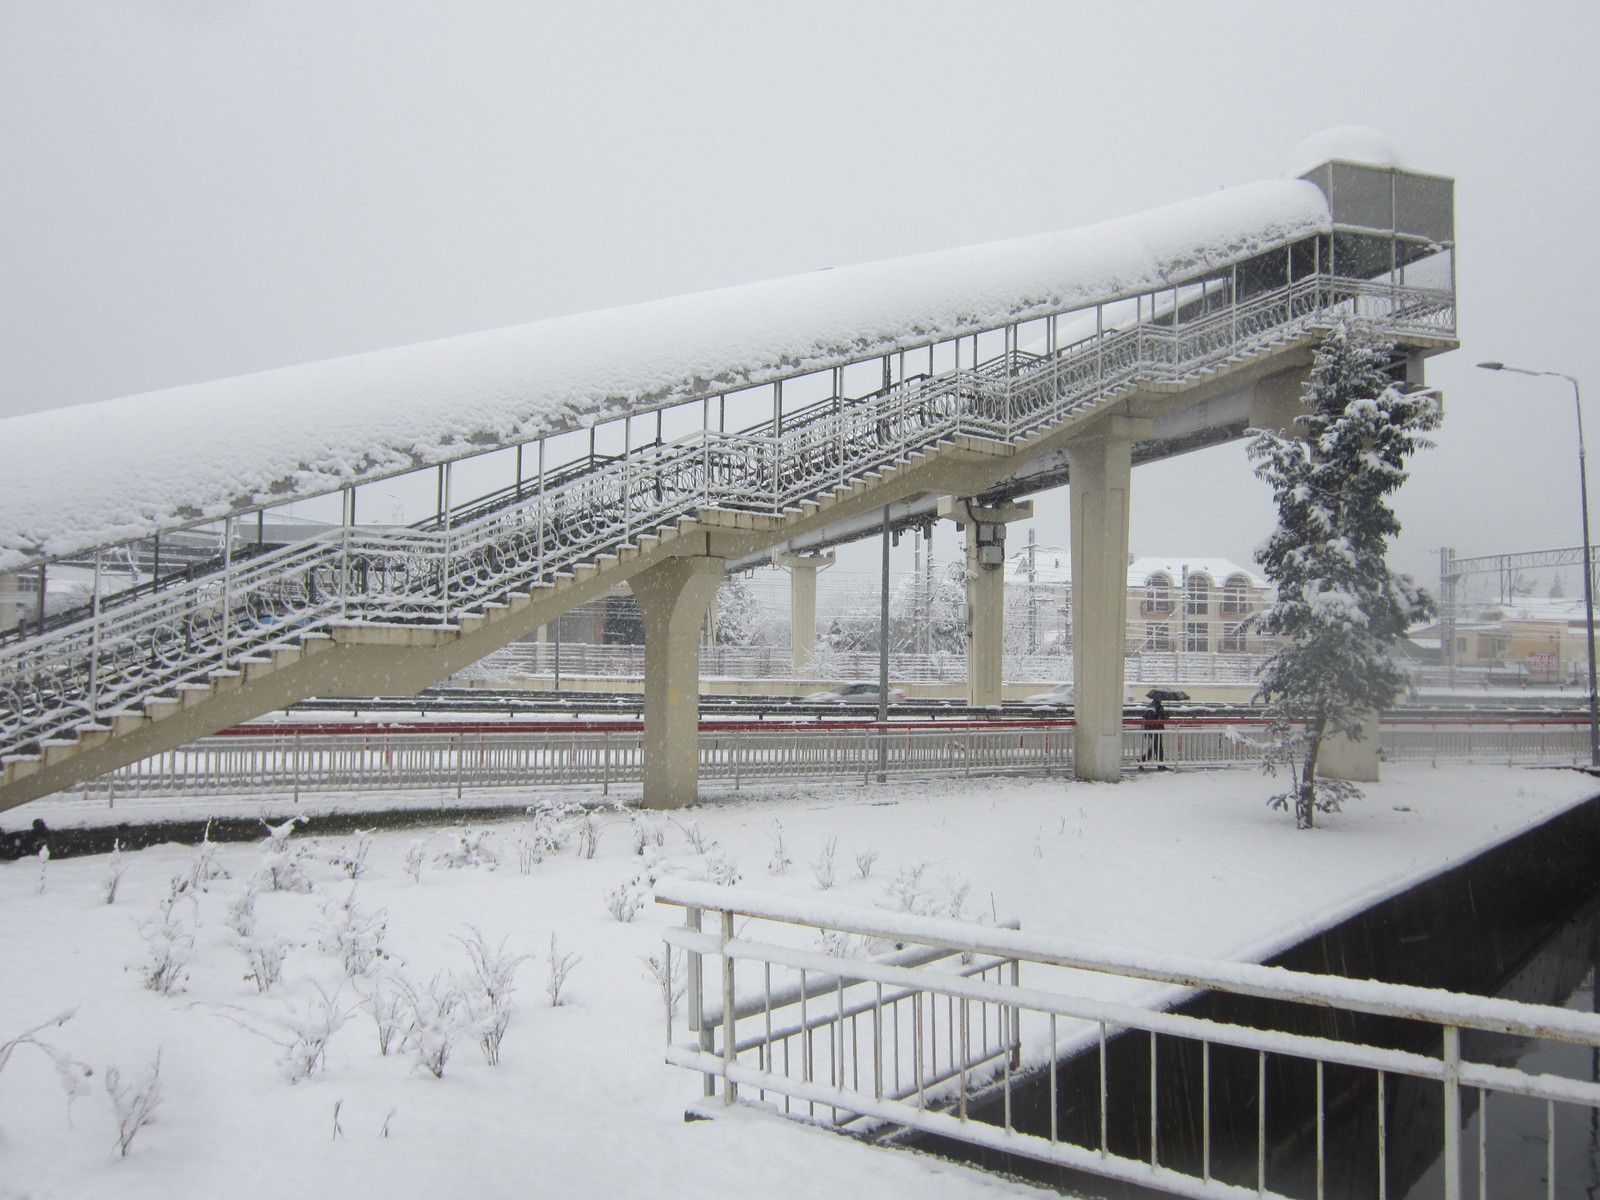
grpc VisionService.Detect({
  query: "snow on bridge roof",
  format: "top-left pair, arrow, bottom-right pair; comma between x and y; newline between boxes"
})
0,177 -> 1330,570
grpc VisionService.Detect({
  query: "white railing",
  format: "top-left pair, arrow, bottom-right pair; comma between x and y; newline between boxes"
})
54,715 -> 1585,806
2,265 -> 1456,763
656,879 -> 1600,1200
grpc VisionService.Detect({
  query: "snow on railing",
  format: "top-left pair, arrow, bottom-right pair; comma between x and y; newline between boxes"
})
1,267 -> 1456,762
657,879 -> 1600,1200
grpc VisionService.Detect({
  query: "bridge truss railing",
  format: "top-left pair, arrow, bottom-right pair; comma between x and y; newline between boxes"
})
2,256 -> 1455,762
656,879 -> 1600,1200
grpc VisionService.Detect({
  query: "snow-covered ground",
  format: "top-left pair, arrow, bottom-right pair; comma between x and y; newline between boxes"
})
1,764 -> 1594,1200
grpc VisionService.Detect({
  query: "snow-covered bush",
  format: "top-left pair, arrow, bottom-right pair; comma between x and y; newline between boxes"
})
239,933 -> 291,994
454,927 -> 529,1067
139,883 -> 196,996
394,972 -> 462,1079
362,975 -> 408,1057
0,1011 -> 93,1114
603,876 -> 646,923
810,837 -> 838,890
854,848 -> 879,880
676,819 -> 709,854
577,810 -> 603,860
318,890 -> 388,977
642,950 -> 685,1017
185,826 -> 229,892
705,846 -> 741,887
402,837 -> 431,884
255,817 -> 313,893
545,935 -> 580,1007
272,983 -> 352,1083
225,885 -> 259,940
328,830 -> 374,880
101,841 -> 127,905
105,1054 -> 162,1156
434,829 -> 500,871
767,820 -> 791,875
630,811 -> 665,856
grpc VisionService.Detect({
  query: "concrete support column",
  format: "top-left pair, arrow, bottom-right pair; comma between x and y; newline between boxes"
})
1068,418 -> 1148,782
938,498 -> 1033,706
631,555 -> 725,810
772,550 -> 835,676
0,572 -> 18,633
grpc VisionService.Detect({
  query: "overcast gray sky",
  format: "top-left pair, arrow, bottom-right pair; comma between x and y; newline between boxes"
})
3,0 -> 1597,590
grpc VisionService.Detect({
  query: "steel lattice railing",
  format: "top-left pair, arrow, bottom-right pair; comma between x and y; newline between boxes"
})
0,269 -> 1455,762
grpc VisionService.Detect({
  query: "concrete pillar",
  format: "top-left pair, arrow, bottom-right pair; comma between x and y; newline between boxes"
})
772,550 -> 835,676
938,498 -> 1033,706
1067,417 -> 1148,781
631,555 -> 725,810
0,572 -> 18,633
1318,715 -> 1382,782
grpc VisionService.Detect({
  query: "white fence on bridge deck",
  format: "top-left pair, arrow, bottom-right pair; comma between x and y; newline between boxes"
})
59,715 -> 1591,806
657,879 -> 1600,1200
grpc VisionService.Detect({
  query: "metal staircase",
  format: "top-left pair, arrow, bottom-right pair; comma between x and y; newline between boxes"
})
0,242 -> 1456,810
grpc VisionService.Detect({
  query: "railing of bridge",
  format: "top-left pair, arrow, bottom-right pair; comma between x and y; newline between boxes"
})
52,714 -> 1579,807
656,879 -> 1600,1200
1,259 -> 1455,763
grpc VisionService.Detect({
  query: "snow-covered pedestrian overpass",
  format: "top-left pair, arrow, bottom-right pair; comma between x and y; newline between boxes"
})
0,139 -> 1457,812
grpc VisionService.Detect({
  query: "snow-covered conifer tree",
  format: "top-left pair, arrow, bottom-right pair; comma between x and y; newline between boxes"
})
1249,322 -> 1440,828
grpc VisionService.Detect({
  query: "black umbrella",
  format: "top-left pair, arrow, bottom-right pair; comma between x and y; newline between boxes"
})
1145,687 -> 1191,702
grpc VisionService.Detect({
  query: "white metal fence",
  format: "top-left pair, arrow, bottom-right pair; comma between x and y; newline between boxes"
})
657,879 -> 1600,1200
61,715 -> 1589,806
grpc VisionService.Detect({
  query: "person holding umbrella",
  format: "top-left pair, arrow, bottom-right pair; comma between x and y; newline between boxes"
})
1140,688 -> 1189,766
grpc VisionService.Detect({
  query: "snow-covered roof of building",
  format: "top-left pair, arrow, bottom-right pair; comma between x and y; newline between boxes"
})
1128,556 -> 1267,589
1003,550 -> 1268,590
0,176 -> 1333,571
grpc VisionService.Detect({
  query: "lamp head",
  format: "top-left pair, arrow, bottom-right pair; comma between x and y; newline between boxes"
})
1477,362 -> 1506,371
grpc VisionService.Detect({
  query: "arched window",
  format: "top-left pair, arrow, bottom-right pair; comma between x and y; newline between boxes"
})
1185,573 -> 1211,616
1222,573 -> 1251,615
1142,573 -> 1174,614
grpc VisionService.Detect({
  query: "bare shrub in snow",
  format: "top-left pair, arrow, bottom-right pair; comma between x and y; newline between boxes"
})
139,885 -> 195,996
546,934 -> 580,1007
642,950 -> 686,1017
705,846 -> 741,887
402,837 -> 431,884
603,876 -> 646,922
240,933 -> 291,993
434,828 -> 500,871
676,819 -> 709,854
318,890 -> 388,977
225,885 -> 259,940
185,824 -> 229,892
328,830 -> 374,880
0,1011 -> 94,1111
105,1053 -> 162,1157
256,817 -> 313,893
577,810 -> 603,860
394,973 -> 463,1079
810,837 -> 838,890
767,820 -> 791,875
454,927 -> 529,1067
630,811 -> 665,856
854,848 -> 879,879
819,929 -> 857,957
360,975 -> 408,1057
883,862 -> 930,912
101,841 -> 128,905
225,982 -> 352,1083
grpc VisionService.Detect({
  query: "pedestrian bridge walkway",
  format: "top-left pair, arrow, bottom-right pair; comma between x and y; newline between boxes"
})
0,149 -> 1457,812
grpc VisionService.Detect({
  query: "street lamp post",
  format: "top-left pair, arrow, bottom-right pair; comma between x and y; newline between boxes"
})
1478,362 -> 1599,767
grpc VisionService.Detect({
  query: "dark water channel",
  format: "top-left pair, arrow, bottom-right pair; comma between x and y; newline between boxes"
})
910,793 -> 1600,1199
